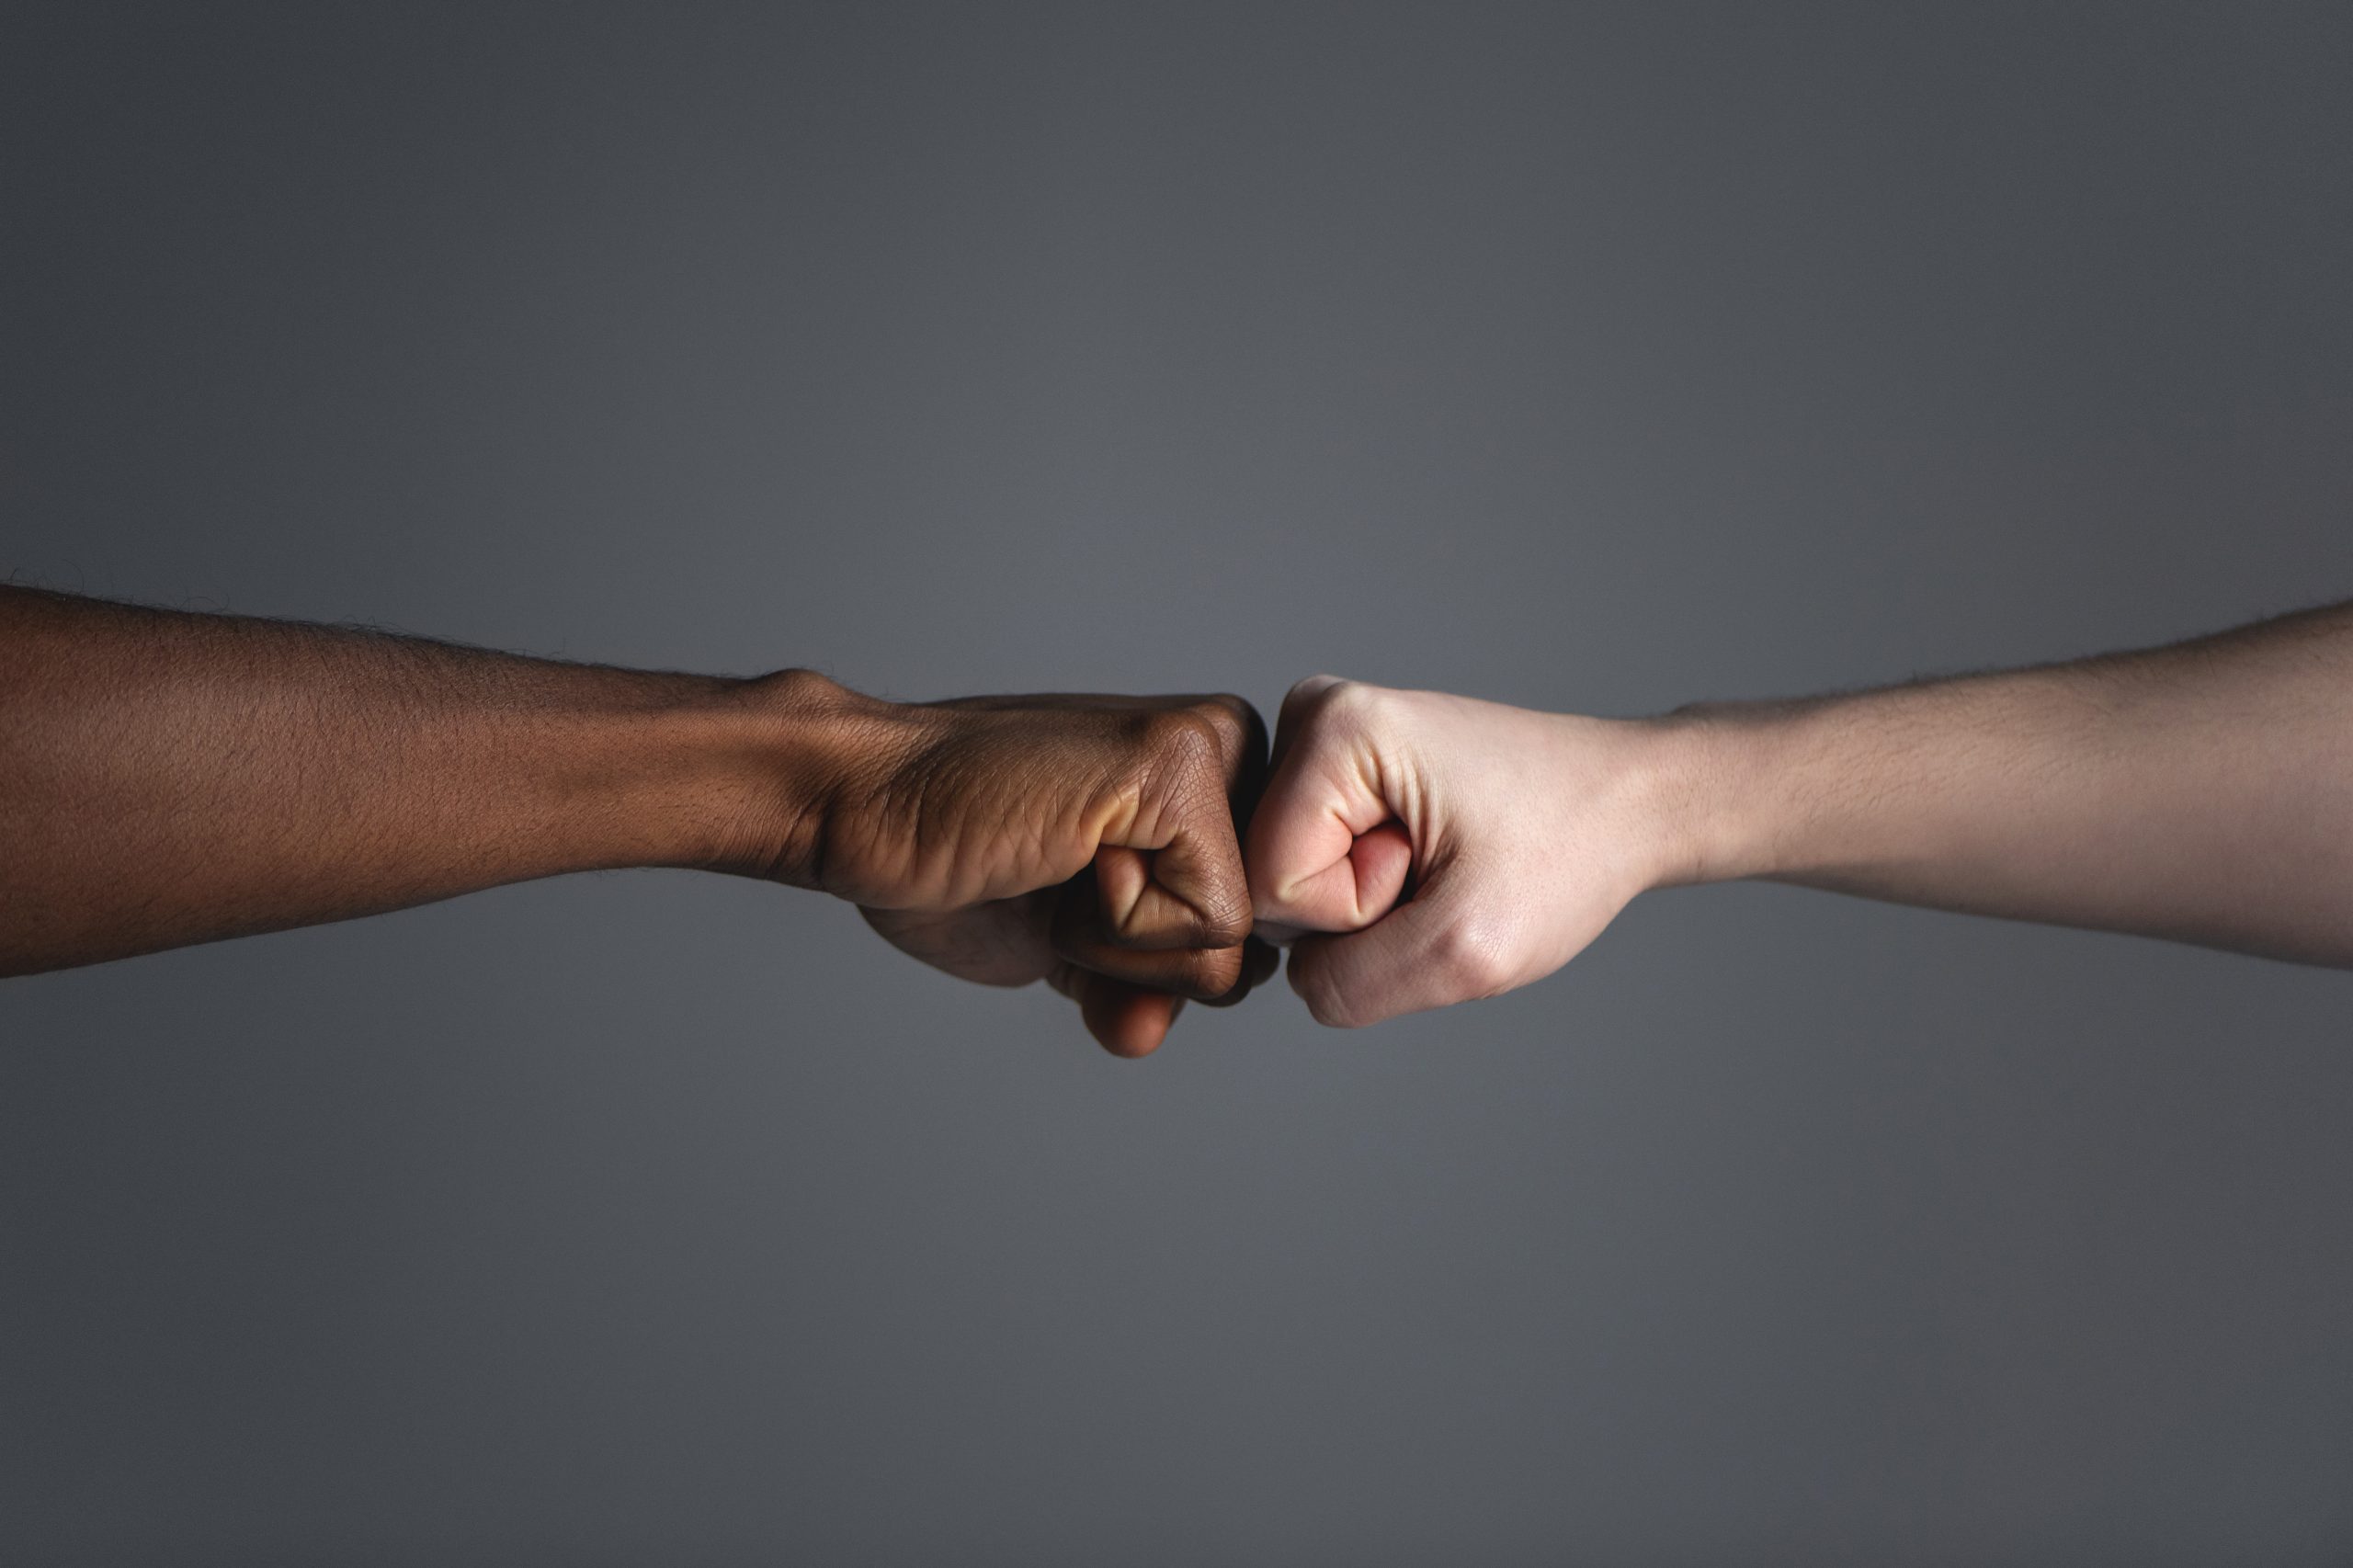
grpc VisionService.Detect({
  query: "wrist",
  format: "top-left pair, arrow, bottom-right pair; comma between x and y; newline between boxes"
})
1617,701 -> 1810,890
569,668 -> 901,885
688,670 -> 907,887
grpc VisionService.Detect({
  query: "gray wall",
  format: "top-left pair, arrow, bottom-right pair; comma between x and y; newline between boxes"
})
5,5 -> 2349,1563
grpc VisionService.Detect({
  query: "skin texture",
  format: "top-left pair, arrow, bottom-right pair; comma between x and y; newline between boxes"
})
1246,678 -> 1677,1028
10,585 -> 2350,1045
0,585 -> 1268,1057
818,689 -> 1277,1058
1249,601 -> 2353,1028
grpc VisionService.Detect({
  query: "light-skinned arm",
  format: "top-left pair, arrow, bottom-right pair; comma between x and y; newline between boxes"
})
0,585 -> 1272,1056
1248,602 -> 2353,1027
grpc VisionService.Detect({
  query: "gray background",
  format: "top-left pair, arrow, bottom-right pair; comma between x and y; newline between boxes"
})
5,3 -> 2350,1562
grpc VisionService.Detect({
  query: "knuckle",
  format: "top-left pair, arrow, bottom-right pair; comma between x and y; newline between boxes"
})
1193,888 -> 1254,949
1140,708 -> 1223,772
1199,943 -> 1270,1007
1432,917 -> 1517,998
1324,678 -> 1388,725
1288,676 -> 1389,741
1187,694 -> 1259,754
1284,674 -> 1345,710
1184,944 -> 1245,1000
1199,913 -> 1253,952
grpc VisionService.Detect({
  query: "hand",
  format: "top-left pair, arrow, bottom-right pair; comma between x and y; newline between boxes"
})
764,678 -> 1277,1058
1245,676 -> 1682,1027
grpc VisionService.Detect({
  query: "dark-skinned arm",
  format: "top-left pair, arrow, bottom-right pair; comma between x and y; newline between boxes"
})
0,585 -> 1271,1056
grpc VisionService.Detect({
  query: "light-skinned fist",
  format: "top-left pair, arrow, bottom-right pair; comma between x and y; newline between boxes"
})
1246,676 -> 1688,1027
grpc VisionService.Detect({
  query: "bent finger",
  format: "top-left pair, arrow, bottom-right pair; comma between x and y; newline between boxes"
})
1048,961 -> 1186,1059
1052,871 -> 1250,1000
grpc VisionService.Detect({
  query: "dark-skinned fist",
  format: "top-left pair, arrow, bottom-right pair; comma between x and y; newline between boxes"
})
755,677 -> 1277,1057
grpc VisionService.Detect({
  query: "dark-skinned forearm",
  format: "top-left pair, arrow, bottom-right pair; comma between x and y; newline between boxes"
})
0,586 -> 844,976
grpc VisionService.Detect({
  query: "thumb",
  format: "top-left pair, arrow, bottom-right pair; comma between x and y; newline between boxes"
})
1247,699 -> 1409,935
1251,820 -> 1415,942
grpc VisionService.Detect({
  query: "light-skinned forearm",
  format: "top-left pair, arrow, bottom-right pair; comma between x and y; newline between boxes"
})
0,586 -> 835,976
1650,602 -> 2353,966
